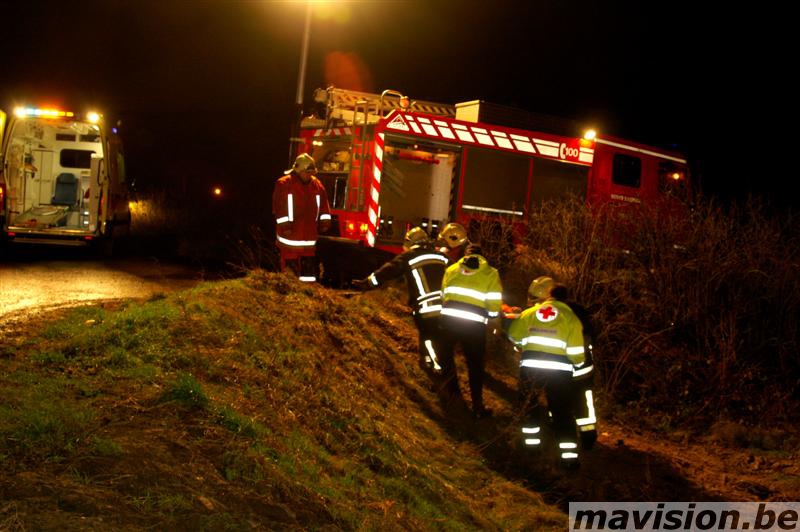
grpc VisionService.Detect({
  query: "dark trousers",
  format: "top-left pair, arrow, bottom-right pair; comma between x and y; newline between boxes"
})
438,316 -> 487,410
413,314 -> 442,371
519,366 -> 579,458
282,254 -> 318,280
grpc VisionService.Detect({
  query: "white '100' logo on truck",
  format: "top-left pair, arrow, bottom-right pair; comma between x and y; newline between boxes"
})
560,143 -> 579,160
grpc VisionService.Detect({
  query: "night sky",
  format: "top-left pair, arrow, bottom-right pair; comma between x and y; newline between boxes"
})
1,0 -> 794,210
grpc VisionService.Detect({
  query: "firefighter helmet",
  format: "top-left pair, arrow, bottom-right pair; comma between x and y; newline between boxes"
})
438,223 -> 468,249
403,227 -> 430,250
289,153 -> 317,174
529,276 -> 555,301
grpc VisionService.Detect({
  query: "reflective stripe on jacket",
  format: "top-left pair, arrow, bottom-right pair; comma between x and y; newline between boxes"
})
367,246 -> 448,315
272,172 -> 331,250
507,298 -> 586,371
441,255 -> 502,324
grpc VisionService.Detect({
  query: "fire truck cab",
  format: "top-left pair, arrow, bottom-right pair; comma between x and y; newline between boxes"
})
0,106 -> 131,253
298,87 -> 690,281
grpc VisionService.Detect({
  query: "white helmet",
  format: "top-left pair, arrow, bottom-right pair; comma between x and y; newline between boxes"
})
438,223 -> 468,249
528,276 -> 555,301
403,227 -> 431,250
288,153 -> 317,174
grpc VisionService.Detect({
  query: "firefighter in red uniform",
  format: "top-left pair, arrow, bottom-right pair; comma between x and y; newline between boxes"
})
272,154 -> 331,282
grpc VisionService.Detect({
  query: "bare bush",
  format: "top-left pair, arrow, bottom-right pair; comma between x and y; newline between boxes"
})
501,195 -> 800,428
227,225 -> 279,273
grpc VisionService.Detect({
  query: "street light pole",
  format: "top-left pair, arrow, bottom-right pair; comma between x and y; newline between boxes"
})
289,1 -> 313,167
296,1 -> 312,109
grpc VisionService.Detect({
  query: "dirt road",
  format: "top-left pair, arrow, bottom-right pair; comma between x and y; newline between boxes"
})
0,249 -> 210,335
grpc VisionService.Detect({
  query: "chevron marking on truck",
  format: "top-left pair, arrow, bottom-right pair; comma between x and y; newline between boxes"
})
312,127 -> 352,137
366,132 -> 385,247
386,112 -> 577,159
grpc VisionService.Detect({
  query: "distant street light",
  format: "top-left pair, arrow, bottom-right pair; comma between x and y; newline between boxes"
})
289,1 -> 313,166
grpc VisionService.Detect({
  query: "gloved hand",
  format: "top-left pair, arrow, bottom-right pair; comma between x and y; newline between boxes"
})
351,278 -> 371,291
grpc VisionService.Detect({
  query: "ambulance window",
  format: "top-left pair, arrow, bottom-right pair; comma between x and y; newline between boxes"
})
461,148 -> 528,215
60,149 -> 95,169
612,153 -> 641,188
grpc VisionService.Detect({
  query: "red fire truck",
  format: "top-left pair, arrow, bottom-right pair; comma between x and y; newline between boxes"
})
298,87 -> 689,280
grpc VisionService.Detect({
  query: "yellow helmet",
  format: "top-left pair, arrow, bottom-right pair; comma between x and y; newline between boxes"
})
528,276 -> 555,301
403,227 -> 430,250
438,222 -> 468,249
290,153 -> 317,173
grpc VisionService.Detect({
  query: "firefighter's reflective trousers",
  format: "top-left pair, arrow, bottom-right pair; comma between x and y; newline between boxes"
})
413,312 -> 442,374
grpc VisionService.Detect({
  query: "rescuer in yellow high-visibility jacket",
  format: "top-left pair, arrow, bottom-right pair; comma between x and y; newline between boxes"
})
438,245 -> 503,419
506,276 -> 594,469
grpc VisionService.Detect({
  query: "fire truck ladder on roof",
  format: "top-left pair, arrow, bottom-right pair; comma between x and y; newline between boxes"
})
319,86 -> 456,129
350,96 -> 377,211
317,87 -> 456,212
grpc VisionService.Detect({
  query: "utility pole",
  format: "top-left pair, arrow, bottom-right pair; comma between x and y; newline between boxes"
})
288,1 -> 312,168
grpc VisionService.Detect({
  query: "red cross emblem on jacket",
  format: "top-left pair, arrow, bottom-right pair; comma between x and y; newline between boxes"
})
536,305 -> 558,323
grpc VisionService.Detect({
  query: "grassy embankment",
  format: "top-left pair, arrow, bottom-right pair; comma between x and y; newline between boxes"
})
2,193 -> 798,528
0,272 -> 564,530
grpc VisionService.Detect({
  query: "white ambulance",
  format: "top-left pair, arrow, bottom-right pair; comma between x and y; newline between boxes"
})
0,106 -> 131,253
